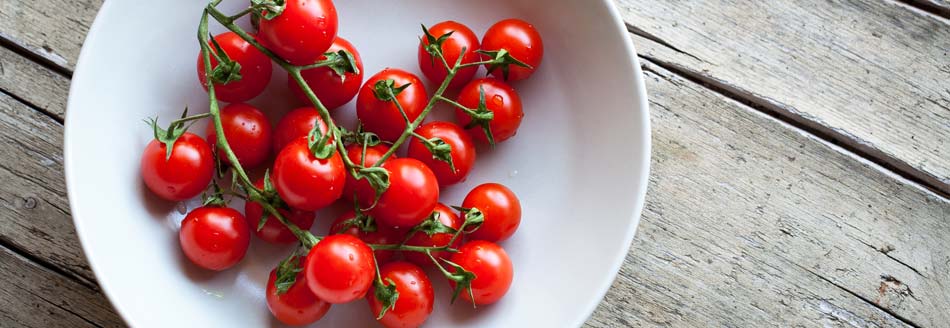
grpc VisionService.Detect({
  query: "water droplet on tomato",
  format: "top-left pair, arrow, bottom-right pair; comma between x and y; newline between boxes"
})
492,95 -> 504,106
348,254 -> 355,261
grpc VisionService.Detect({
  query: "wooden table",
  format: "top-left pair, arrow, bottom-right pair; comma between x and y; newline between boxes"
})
1,0 -> 948,327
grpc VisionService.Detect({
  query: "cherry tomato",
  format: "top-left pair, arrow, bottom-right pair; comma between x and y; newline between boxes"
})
206,103 -> 273,169
481,19 -> 543,81
290,37 -> 364,110
356,158 -> 439,229
179,206 -> 250,271
407,121 -> 476,185
141,132 -> 214,201
462,183 -> 521,242
368,262 -> 434,328
448,241 -> 513,305
455,78 -> 523,144
273,107 -> 329,152
418,21 -> 480,89
272,137 -> 346,211
244,179 -> 315,244
329,210 -> 401,264
196,32 -> 273,103
305,234 -> 375,303
342,143 -> 394,201
356,69 -> 429,142
258,0 -> 338,65
266,267 -> 330,326
403,204 -> 462,267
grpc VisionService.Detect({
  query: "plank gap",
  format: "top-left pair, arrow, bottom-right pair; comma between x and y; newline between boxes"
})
893,0 -> 950,19
0,33 -> 73,78
796,263 -> 923,328
0,88 -> 65,125
0,234 -> 97,290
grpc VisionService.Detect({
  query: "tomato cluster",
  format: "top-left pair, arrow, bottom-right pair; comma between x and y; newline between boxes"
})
141,1 -> 542,326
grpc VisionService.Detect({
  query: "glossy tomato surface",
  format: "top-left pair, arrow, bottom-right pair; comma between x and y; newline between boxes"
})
140,132 -> 214,201
179,206 -> 250,271
403,204 -> 462,266
341,143 -> 394,201
455,78 -> 523,144
272,137 -> 345,211
243,179 -> 315,244
356,69 -> 428,142
329,210 -> 402,264
266,267 -> 331,326
258,0 -> 338,65
272,107 -> 329,152
481,18 -> 543,81
462,183 -> 522,242
290,37 -> 364,110
368,262 -> 434,328
196,32 -> 273,103
356,158 -> 439,229
449,240 -> 513,305
304,234 -> 376,304
206,103 -> 272,169
418,21 -> 480,89
407,121 -> 476,185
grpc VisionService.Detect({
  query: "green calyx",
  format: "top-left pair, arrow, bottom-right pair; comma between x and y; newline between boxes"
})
307,123 -> 336,160
252,170 -> 283,232
420,136 -> 455,172
147,107 -> 200,160
373,79 -> 411,102
463,86 -> 497,147
208,35 -> 243,85
355,167 -> 391,210
451,206 -> 486,234
409,211 -> 458,238
250,0 -> 286,20
336,209 -> 378,234
477,48 -> 532,81
421,24 -> 455,66
339,125 -> 381,147
273,249 -> 303,295
373,277 -> 400,319
322,49 -> 361,80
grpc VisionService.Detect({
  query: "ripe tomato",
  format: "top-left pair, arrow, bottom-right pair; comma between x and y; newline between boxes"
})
140,132 -> 214,201
258,0 -> 338,65
407,121 -> 476,185
462,183 -> 521,242
273,107 -> 329,152
272,137 -> 346,211
179,206 -> 250,271
342,143 -> 394,201
356,158 -> 439,229
455,78 -> 523,144
196,32 -> 273,103
356,69 -> 428,142
266,267 -> 330,326
290,37 -> 364,110
481,19 -> 544,81
305,234 -> 375,303
329,210 -> 401,264
206,103 -> 273,169
448,241 -> 513,305
244,179 -> 315,244
368,262 -> 434,328
403,204 -> 461,267
418,21 -> 480,89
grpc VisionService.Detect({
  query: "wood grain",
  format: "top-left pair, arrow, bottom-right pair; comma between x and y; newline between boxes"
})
615,0 -> 950,194
0,0 -> 101,72
905,0 -> 950,17
0,45 -> 70,120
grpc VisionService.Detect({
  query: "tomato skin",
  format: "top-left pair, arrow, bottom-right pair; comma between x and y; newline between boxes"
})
272,137 -> 346,211
418,21 -> 480,89
273,107 -> 329,152
342,144 -> 394,201
407,121 -> 476,186
266,268 -> 330,326
368,262 -> 434,328
356,158 -> 440,229
448,241 -> 513,305
455,78 -> 523,144
481,19 -> 544,81
329,210 -> 401,264
244,179 -> 315,244
305,234 -> 376,303
403,204 -> 462,267
258,0 -> 338,65
289,37 -> 364,110
196,32 -> 273,103
179,206 -> 251,271
462,183 -> 522,242
141,132 -> 214,201
206,103 -> 273,169
356,69 -> 429,142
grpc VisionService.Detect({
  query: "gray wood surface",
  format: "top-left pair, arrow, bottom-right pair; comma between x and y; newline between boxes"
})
616,0 -> 950,195
0,44 -> 70,119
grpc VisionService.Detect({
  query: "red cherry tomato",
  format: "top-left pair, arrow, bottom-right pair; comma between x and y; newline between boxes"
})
266,267 -> 330,326
368,262 -> 434,328
481,19 -> 543,81
329,210 -> 401,264
244,179 -> 315,244
206,103 -> 273,169
455,78 -> 523,144
141,132 -> 214,201
258,0 -> 338,65
448,240 -> 513,305
403,204 -> 462,267
305,234 -> 375,303
407,121 -> 476,185
272,137 -> 346,211
463,183 -> 521,242
356,158 -> 440,229
356,69 -> 429,142
196,32 -> 273,103
290,37 -> 364,110
272,107 -> 329,152
418,21 -> 480,89
342,143 -> 394,201
179,206 -> 250,271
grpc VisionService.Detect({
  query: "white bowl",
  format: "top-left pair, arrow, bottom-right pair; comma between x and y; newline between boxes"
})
65,0 -> 650,326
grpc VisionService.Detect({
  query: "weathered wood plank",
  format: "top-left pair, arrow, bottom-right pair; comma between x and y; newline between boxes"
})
615,0 -> 950,194
0,0 -> 101,72
588,62 -> 950,327
0,44 -> 70,120
905,0 -> 950,17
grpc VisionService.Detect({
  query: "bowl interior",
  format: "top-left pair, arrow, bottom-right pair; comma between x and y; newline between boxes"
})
65,0 -> 650,326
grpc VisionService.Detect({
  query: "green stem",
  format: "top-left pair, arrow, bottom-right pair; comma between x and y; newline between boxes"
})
370,243 -> 456,252
434,95 -> 478,115
170,112 -> 213,127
